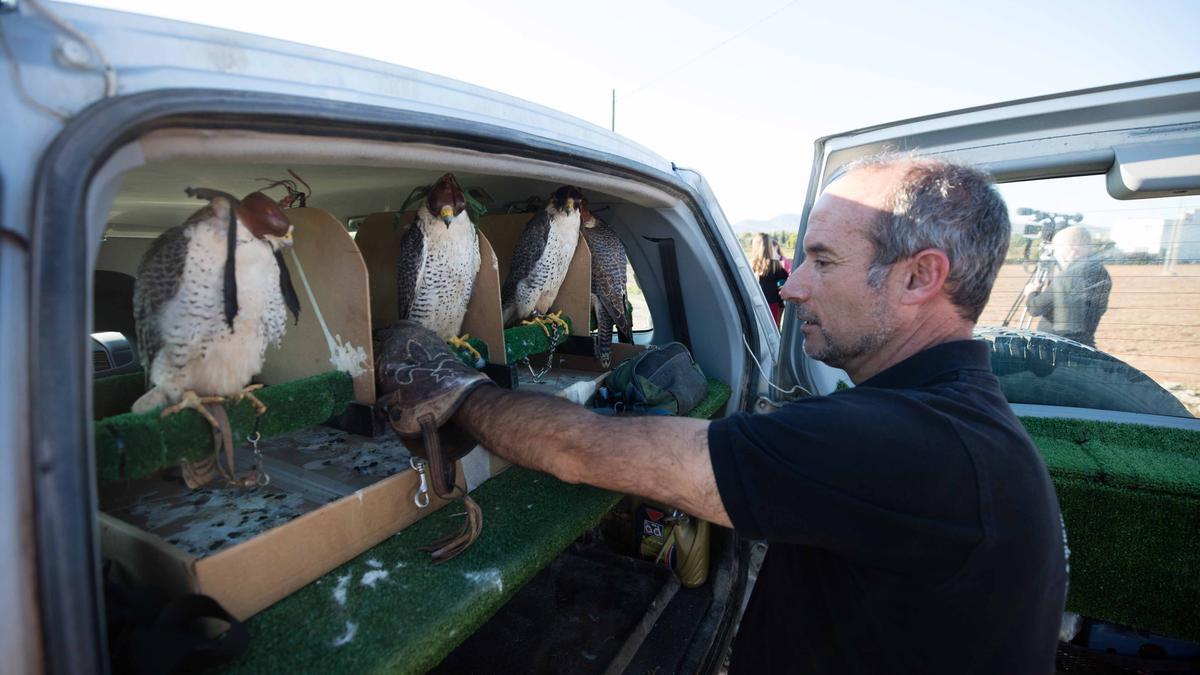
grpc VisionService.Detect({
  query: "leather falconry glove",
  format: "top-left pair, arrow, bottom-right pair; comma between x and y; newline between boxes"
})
375,320 -> 495,497
374,320 -> 496,562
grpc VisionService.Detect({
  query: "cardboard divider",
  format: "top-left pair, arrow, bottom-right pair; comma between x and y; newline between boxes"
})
259,207 -> 375,403
99,442 -> 466,622
477,213 -> 591,338
356,211 -> 506,364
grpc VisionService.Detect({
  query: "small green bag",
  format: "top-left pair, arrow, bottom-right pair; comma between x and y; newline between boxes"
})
595,343 -> 708,416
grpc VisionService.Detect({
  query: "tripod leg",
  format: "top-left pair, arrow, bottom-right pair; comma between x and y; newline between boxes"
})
1003,266 -> 1042,328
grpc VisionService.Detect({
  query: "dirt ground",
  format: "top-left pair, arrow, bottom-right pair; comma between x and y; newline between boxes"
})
979,263 -> 1200,416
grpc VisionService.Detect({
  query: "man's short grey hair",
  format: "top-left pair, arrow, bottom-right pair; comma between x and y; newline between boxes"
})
850,153 -> 1011,322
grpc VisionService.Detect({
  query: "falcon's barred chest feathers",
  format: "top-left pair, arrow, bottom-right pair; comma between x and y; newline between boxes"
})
501,185 -> 585,327
395,173 -> 481,341
131,190 -> 297,413
581,206 -> 632,365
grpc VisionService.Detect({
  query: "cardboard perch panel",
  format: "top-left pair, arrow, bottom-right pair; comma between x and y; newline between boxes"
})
99,448 -> 465,622
356,211 -> 506,364
477,213 -> 591,338
259,208 -> 375,403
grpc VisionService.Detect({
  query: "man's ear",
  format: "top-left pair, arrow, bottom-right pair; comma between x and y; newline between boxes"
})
899,248 -> 951,306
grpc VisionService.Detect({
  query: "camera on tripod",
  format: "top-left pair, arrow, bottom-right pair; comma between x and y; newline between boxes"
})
1003,209 -> 1084,328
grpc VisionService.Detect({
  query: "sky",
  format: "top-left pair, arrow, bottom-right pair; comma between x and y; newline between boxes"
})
71,0 -> 1200,225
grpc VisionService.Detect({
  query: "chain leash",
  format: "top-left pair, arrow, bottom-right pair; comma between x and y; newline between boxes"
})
519,314 -> 564,383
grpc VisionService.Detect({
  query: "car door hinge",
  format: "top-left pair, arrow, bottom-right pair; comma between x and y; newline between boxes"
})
753,396 -> 781,414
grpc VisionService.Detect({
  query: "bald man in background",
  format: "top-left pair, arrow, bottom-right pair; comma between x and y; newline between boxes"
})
1025,225 -> 1112,346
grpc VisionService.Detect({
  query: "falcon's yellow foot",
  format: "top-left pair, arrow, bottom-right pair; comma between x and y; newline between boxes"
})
447,334 -> 483,364
231,383 -> 268,416
543,310 -> 569,335
160,390 -> 225,428
519,315 -> 548,336
520,310 -> 569,338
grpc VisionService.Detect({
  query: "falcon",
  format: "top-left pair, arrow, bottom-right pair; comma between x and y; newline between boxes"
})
580,202 -> 633,367
500,185 -> 584,328
131,187 -> 300,483
395,173 -> 482,362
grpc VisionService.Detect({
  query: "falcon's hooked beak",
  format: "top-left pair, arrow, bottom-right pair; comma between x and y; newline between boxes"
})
440,205 -> 456,226
565,197 -> 576,214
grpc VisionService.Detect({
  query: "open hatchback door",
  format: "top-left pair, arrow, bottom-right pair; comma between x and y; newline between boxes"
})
778,73 -> 1200,665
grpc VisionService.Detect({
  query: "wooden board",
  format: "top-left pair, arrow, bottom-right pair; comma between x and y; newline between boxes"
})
259,207 -> 375,403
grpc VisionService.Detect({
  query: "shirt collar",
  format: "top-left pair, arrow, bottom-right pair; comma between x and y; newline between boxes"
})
857,339 -> 991,390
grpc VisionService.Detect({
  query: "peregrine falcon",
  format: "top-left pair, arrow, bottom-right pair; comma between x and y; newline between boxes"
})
501,185 -> 584,327
395,173 -> 481,359
581,202 -> 633,367
131,188 -> 299,424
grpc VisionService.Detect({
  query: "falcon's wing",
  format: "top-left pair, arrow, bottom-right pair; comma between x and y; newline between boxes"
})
395,219 -> 426,320
132,219 -> 194,373
586,222 -> 633,341
501,208 -> 551,304
611,291 -> 633,343
595,262 -> 631,341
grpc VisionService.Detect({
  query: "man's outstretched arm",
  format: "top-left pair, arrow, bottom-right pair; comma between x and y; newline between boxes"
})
454,386 -> 733,528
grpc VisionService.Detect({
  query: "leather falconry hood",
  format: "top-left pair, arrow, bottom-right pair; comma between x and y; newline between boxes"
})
184,187 -> 301,329
425,172 -> 469,225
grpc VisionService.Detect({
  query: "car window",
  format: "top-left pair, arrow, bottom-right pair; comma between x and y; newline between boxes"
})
628,263 -> 653,332
977,175 -> 1200,418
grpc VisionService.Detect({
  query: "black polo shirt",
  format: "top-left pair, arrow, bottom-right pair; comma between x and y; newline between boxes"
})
709,340 -> 1067,674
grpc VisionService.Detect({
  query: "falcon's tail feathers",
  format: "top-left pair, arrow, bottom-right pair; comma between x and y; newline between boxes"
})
613,293 -> 633,343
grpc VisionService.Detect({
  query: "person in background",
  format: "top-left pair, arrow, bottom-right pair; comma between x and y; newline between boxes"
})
751,232 -> 789,327
1024,225 -> 1112,347
772,237 -> 793,273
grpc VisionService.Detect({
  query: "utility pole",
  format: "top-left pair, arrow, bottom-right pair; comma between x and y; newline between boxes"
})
611,89 -> 616,132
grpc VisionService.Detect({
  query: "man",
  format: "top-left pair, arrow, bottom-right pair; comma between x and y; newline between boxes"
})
1025,225 -> 1112,346
379,156 -> 1067,674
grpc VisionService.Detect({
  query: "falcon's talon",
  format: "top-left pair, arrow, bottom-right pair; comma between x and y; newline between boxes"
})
231,383 -> 268,416
520,311 -> 568,340
447,334 -> 483,364
544,310 -> 569,335
160,390 -> 225,428
520,314 -> 553,337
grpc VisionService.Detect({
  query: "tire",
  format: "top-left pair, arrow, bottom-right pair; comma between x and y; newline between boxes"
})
974,327 -> 1192,417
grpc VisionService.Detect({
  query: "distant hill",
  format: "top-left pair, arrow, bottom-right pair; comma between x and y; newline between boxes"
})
731,213 -> 802,234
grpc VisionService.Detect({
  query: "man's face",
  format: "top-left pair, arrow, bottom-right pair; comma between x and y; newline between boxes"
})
780,168 -> 901,373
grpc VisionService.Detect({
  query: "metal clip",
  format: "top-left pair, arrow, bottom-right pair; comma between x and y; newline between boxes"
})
247,430 -> 270,487
410,457 -> 431,508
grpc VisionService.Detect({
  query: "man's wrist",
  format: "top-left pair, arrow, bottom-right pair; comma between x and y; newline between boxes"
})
454,384 -> 504,435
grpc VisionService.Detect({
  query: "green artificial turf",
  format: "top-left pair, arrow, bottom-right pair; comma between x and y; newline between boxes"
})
687,377 -> 732,419
213,467 -> 622,675
94,371 -> 355,483
1020,416 -> 1200,640
503,315 -> 572,364
209,376 -> 729,673
450,336 -> 489,367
